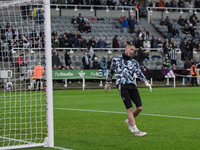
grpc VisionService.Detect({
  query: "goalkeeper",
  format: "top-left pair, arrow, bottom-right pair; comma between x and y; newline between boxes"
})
105,43 -> 152,137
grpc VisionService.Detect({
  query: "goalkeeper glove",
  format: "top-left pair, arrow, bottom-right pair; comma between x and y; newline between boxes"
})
104,82 -> 111,92
145,81 -> 152,93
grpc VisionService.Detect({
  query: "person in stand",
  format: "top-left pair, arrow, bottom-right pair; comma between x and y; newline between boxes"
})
190,61 -> 199,86
104,42 -> 152,137
16,54 -> 26,72
33,62 -> 44,90
82,51 -> 90,69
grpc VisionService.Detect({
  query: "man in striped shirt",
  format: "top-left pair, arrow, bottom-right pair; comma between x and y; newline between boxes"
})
169,47 -> 178,67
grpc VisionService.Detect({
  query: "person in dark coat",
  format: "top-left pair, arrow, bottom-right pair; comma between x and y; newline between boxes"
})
128,15 -> 136,34
52,48 -> 60,69
112,35 -> 119,48
65,51 -> 71,68
82,51 -> 90,69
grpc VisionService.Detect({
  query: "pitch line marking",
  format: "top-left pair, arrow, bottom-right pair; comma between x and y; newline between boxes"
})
55,108 -> 200,120
0,136 -> 73,150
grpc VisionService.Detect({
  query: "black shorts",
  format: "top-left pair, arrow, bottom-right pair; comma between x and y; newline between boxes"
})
117,84 -> 142,109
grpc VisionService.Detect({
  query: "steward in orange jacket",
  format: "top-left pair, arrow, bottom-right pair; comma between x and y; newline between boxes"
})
190,63 -> 198,86
33,65 -> 44,79
190,64 -> 197,75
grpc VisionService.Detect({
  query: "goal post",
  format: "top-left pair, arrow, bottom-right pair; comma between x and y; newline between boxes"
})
0,0 -> 54,149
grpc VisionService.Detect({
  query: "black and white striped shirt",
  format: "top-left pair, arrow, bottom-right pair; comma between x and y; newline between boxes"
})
169,50 -> 178,61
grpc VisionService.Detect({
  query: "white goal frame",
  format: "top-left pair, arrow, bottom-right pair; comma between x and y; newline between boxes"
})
0,0 -> 54,149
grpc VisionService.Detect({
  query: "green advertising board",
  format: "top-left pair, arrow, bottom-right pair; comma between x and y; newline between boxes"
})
52,70 -> 115,79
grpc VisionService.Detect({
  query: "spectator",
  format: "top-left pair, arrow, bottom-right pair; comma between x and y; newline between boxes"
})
12,27 -> 20,41
93,57 -> 100,69
139,30 -> 149,41
158,0 -> 165,9
195,0 -> 200,9
63,30 -> 69,38
186,40 -> 193,60
151,36 -> 158,48
197,42 -> 200,52
167,21 -> 173,41
136,37 -> 143,48
98,37 -> 106,50
137,46 -> 145,66
71,35 -> 79,50
185,16 -> 190,25
163,42 -> 171,55
36,8 -> 43,24
170,0 -> 177,10
192,29 -> 200,38
71,16 -> 78,25
52,48 -> 60,69
184,58 -> 192,70
163,38 -> 169,48
122,16 -> 129,33
178,0 -> 185,8
121,38 -> 128,48
105,36 -> 112,48
128,37 -> 136,45
85,23 -> 91,33
64,50 -> 71,69
112,35 -> 119,48
33,62 -> 44,90
68,30 -> 75,40
163,53 -> 170,67
178,15 -> 185,26
80,35 -> 88,48
169,47 -> 178,66
128,15 -> 136,34
16,54 -> 26,72
63,36 -> 71,48
119,14 -> 124,24
77,31 -> 82,39
88,37 -> 97,48
187,23 -> 194,36
190,15 -> 198,26
164,16 -> 170,25
143,39 -> 151,48
161,61 -> 169,76
82,51 -> 90,69
172,26 -> 179,38
59,34 -> 66,47
180,37 -> 187,60
136,27 -> 142,37
171,40 -> 178,49
52,35 -> 60,48
188,1 -> 194,13
5,22 -> 12,32
76,13 -> 84,24
99,57 -> 108,69
160,18 -> 165,25
5,28 -> 12,43
32,26 -> 40,41
78,22 -> 85,33
165,0 -> 170,7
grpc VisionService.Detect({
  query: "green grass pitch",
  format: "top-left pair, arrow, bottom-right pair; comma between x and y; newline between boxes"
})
2,87 -> 200,150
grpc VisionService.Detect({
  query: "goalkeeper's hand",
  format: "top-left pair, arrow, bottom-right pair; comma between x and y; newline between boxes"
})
145,81 -> 152,93
104,82 -> 111,92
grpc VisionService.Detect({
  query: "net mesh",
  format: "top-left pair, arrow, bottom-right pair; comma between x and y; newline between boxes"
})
0,0 -> 47,148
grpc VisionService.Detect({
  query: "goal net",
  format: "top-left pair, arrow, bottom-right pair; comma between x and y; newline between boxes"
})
0,0 -> 53,149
